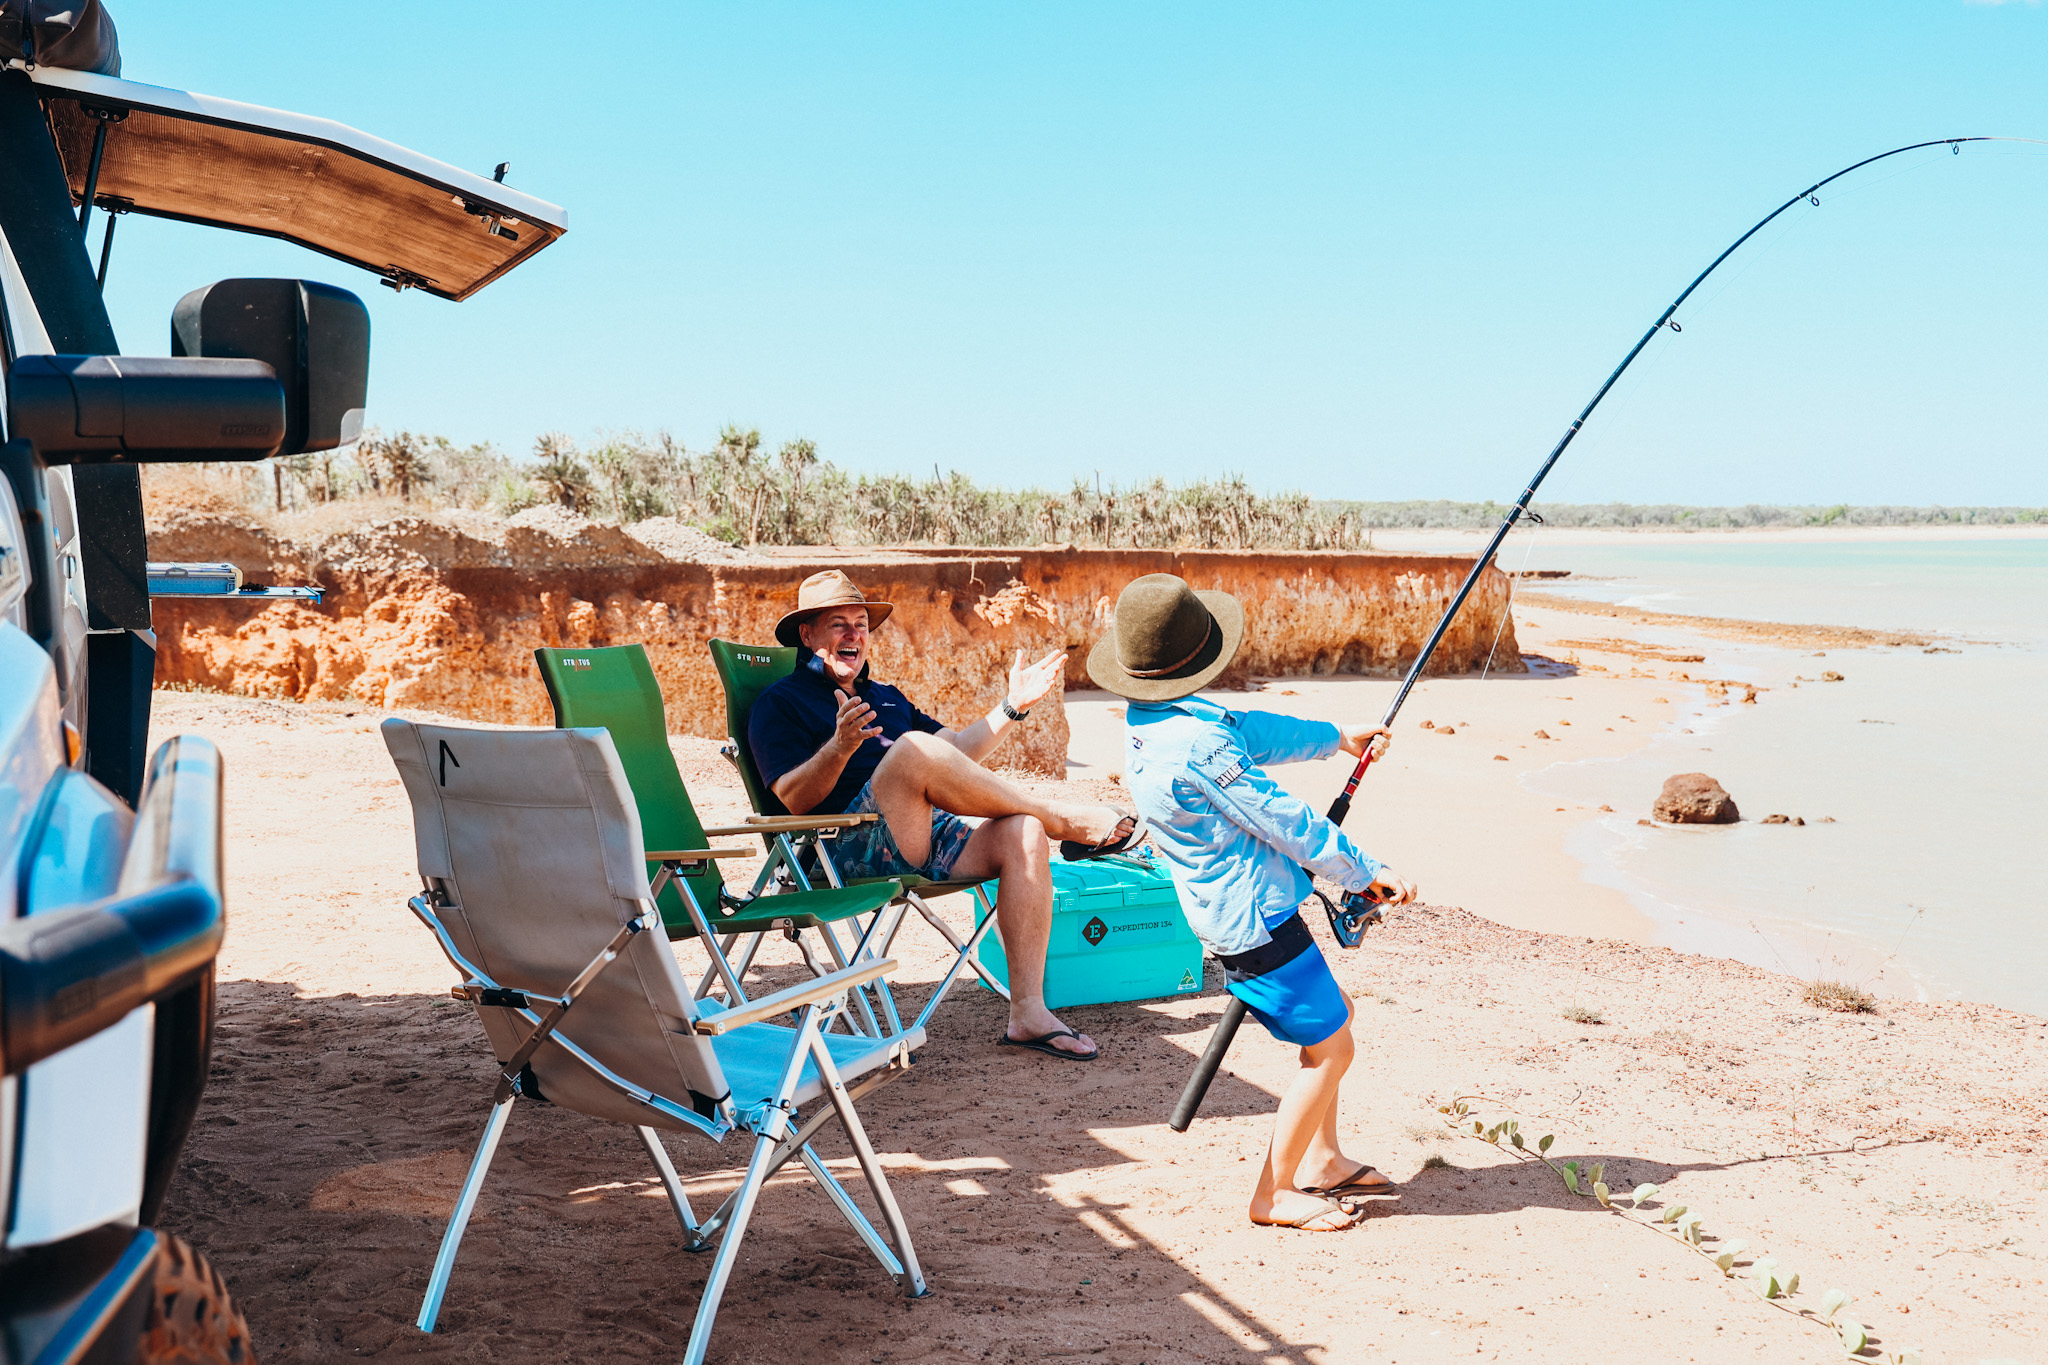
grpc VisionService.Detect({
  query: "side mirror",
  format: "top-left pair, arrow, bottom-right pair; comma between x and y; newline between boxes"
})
8,355 -> 286,464
172,279 -> 370,456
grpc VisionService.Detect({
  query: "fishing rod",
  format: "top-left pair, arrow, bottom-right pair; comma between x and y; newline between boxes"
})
1169,134 -> 2020,1132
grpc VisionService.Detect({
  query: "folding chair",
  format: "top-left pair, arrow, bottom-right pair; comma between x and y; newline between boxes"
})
706,638 -> 1010,1033
535,645 -> 910,1037
382,719 -> 928,1365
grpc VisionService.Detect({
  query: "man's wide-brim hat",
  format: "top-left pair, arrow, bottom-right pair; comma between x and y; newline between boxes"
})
775,570 -> 895,647
1087,573 -> 1245,702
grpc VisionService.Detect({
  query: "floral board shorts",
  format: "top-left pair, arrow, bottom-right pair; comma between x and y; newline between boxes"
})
826,779 -> 976,883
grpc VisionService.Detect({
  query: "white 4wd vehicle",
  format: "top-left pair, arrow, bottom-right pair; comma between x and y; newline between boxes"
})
0,5 -> 561,1360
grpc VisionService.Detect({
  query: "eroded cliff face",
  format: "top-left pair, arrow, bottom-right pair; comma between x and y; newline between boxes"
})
144,506 -> 1519,779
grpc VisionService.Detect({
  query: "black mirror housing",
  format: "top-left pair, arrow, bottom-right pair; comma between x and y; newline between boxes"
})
8,355 -> 286,464
172,278 -> 370,455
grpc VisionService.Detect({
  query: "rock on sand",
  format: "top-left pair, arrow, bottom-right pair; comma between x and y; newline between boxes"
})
1653,772 -> 1740,824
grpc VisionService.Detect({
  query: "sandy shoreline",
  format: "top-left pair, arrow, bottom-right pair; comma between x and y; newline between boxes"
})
146,662 -> 2048,1363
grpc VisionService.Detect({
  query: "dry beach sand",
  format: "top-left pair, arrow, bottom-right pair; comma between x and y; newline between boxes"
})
147,583 -> 2048,1365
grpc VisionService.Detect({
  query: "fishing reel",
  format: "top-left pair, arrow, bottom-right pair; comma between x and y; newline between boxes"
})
1314,887 -> 1387,950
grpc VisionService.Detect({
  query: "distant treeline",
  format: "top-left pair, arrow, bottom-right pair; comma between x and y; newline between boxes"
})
207,428 -> 2045,549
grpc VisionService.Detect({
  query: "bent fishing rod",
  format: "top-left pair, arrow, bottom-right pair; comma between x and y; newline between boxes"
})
1170,135 -> 2020,1132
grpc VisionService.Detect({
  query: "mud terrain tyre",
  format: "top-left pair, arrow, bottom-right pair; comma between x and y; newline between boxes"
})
138,1233 -> 257,1365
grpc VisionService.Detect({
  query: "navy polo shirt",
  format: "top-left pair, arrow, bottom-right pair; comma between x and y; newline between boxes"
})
748,653 -> 946,814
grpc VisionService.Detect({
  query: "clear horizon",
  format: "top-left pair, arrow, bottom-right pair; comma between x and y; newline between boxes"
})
91,2 -> 2048,507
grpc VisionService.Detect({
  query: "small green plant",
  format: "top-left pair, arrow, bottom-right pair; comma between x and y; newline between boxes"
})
1802,980 -> 1875,1013
1420,1153 -> 1451,1170
1562,1003 -> 1604,1025
1436,1096 -> 1917,1359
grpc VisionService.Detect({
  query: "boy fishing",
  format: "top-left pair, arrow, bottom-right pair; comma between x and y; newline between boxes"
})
1090,574 -> 1416,1232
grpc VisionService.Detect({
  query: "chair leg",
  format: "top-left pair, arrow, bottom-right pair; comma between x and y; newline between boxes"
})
637,1126 -> 706,1250
805,1030 -> 929,1297
796,1143 -> 904,1279
818,920 -> 884,1037
682,1006 -> 823,1365
417,1093 -> 513,1332
912,888 -> 1009,1034
848,907 -> 906,1035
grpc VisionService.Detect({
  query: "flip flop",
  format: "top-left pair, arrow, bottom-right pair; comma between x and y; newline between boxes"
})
1303,1164 -> 1398,1199
1250,1197 -> 1358,1232
997,1027 -> 1098,1061
1059,810 -> 1145,863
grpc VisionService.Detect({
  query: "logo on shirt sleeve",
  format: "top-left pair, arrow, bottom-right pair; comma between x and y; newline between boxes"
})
1211,759 -> 1247,788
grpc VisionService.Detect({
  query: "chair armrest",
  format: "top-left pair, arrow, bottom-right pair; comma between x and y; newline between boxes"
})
704,813 -> 879,835
647,848 -> 753,863
690,958 -> 898,1034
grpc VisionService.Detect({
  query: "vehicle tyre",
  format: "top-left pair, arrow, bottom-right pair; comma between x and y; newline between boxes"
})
138,1232 -> 257,1365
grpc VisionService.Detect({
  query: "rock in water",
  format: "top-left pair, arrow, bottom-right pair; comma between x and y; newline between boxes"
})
1653,773 -> 1740,824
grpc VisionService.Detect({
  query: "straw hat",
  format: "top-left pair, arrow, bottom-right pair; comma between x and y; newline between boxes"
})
775,570 -> 895,647
1086,573 -> 1244,701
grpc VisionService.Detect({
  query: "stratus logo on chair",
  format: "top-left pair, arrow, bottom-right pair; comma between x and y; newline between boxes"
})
564,658 -> 593,669
738,652 -> 774,666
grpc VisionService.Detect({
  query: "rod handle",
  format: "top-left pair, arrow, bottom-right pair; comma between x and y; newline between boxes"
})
1169,995 -> 1249,1132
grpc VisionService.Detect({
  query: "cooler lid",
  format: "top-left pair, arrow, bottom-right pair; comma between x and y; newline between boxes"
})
29,66 -> 566,301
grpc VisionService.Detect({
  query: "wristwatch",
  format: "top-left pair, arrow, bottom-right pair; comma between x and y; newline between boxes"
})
1001,698 -> 1031,722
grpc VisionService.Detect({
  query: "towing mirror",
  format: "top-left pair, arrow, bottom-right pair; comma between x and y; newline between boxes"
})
172,278 -> 370,455
7,355 -> 287,464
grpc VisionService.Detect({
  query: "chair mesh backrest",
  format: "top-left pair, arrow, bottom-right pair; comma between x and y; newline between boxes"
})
534,645 -> 725,932
381,719 -> 730,1127
706,638 -> 798,817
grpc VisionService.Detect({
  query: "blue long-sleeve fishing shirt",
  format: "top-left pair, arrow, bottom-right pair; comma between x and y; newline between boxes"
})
1122,694 -> 1383,957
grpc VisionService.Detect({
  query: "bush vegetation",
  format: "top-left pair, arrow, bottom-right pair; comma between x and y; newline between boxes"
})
203,425 -> 2048,550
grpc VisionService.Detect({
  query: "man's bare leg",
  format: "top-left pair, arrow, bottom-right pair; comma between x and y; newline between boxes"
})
1250,1012 -> 1360,1228
868,733 -> 1125,853
946,815 -> 1096,1059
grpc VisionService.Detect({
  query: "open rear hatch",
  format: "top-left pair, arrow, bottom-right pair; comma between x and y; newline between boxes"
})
28,66 -> 566,301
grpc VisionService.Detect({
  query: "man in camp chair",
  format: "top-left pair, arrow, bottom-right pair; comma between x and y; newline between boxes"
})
750,571 -> 1143,1061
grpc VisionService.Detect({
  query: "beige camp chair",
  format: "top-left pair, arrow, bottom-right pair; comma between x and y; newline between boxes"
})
382,719 -> 928,1365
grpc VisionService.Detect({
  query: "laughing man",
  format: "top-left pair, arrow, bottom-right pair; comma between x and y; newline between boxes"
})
748,570 -> 1143,1061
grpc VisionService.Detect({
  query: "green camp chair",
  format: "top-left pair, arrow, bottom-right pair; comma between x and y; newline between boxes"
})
706,638 -> 1009,1033
534,645 -> 908,1033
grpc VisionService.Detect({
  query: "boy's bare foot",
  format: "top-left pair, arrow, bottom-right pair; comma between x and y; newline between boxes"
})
1249,1189 -> 1360,1231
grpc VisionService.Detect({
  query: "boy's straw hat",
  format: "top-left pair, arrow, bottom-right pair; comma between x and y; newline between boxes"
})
775,570 -> 895,647
1087,573 -> 1244,702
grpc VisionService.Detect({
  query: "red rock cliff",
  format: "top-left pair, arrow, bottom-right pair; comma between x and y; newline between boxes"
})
145,510 -> 1519,779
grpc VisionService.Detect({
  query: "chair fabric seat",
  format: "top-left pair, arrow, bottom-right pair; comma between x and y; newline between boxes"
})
678,878 -> 898,940
710,1019 -> 926,1114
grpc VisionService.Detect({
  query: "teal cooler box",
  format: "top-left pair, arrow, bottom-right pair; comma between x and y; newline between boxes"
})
976,853 -> 1205,1009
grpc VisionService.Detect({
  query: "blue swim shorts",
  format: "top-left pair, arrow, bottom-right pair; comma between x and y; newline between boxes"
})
825,778 -> 975,883
1218,913 -> 1351,1048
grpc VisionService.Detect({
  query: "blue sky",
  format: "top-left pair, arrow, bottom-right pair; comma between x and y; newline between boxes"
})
97,3 -> 2048,504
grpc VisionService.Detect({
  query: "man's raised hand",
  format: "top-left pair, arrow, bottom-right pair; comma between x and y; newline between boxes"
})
833,688 -> 883,753
1006,647 -> 1068,714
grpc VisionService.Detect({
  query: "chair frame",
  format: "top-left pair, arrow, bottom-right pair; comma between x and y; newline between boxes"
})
408,862 -> 929,1365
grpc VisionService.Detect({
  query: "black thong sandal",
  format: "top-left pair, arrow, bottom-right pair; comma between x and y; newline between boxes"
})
1059,811 -> 1145,863
1303,1163 -> 1398,1199
1250,1197 -> 1359,1232
998,1027 -> 1099,1061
